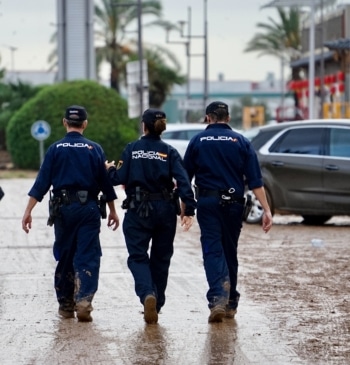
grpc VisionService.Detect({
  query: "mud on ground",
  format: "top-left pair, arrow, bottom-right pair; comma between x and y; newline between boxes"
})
239,216 -> 350,364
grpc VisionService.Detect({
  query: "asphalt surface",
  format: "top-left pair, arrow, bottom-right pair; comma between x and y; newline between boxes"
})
0,179 -> 305,365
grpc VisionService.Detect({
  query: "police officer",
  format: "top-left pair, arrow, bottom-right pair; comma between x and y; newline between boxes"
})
183,101 -> 273,323
105,108 -> 196,324
22,105 -> 119,322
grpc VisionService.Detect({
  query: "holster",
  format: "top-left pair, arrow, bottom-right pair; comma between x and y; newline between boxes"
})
47,191 -> 61,226
172,189 -> 181,216
242,193 -> 253,221
98,194 -> 107,219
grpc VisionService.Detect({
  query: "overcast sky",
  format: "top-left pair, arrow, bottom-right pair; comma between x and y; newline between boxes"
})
0,0 -> 347,83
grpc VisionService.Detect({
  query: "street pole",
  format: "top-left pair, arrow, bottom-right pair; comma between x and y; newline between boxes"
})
137,0 -> 144,134
186,7 -> 191,102
319,0 -> 325,118
165,2 -> 208,121
203,0 -> 209,108
10,46 -> 17,73
308,0 -> 316,119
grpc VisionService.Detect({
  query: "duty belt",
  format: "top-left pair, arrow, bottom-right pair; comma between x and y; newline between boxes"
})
123,188 -> 179,217
54,190 -> 97,204
197,188 -> 245,205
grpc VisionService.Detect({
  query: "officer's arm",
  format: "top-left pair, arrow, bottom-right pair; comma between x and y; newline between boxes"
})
252,186 -> 273,233
106,200 -> 120,231
22,196 -> 38,233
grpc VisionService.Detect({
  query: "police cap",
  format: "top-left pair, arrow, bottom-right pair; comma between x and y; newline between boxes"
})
65,105 -> 88,122
205,101 -> 229,115
142,108 -> 166,125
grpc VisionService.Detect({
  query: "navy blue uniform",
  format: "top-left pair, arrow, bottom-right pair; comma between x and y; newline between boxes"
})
183,123 -> 263,311
28,131 -> 117,311
108,133 -> 196,312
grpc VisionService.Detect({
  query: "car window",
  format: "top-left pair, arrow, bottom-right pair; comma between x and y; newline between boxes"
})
176,131 -> 189,140
187,129 -> 203,139
162,131 -> 178,139
251,129 -> 282,150
242,127 -> 260,141
162,129 -> 203,141
329,128 -> 350,158
269,128 -> 324,155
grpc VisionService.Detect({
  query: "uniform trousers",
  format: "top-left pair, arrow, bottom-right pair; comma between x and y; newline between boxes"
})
123,200 -> 177,312
197,196 -> 243,310
53,200 -> 101,310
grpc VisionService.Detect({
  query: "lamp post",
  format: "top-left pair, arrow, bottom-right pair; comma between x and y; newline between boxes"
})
203,0 -> 208,107
136,0 -> 144,124
166,0 -> 209,111
3,45 -> 17,73
165,8 -> 192,102
9,45 -> 17,73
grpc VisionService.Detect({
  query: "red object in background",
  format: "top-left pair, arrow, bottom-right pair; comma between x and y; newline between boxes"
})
339,83 -> 345,93
315,77 -> 321,87
301,79 -> 308,89
288,80 -> 296,90
330,85 -> 337,95
324,75 -> 332,84
337,71 -> 345,82
305,89 -> 309,97
325,74 -> 337,84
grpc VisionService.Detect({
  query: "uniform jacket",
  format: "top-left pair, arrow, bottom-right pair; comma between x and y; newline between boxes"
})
183,123 -> 263,197
29,131 -> 117,202
108,134 -> 196,216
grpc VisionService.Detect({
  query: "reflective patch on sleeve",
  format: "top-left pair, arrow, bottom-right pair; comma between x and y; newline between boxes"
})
117,160 -> 123,169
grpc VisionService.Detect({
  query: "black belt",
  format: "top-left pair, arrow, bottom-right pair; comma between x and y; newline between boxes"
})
131,192 -> 174,201
54,190 -> 97,203
197,189 -> 245,204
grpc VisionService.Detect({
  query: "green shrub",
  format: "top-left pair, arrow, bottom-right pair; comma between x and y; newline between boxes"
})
6,80 -> 139,169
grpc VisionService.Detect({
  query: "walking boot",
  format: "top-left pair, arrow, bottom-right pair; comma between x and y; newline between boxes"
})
58,302 -> 75,319
76,300 -> 93,322
143,294 -> 158,324
208,305 -> 226,323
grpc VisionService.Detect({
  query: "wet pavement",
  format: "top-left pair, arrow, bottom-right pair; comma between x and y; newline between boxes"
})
0,179 -> 317,364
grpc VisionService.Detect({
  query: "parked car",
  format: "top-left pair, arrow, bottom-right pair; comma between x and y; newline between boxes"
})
242,122 -> 299,223
162,123 -> 241,157
242,119 -> 350,225
162,123 -> 207,157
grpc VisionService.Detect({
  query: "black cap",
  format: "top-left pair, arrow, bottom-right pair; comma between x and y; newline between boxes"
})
65,105 -> 87,122
205,101 -> 229,115
142,108 -> 166,125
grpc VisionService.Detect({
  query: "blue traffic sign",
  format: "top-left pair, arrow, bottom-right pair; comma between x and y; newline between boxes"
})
31,120 -> 51,141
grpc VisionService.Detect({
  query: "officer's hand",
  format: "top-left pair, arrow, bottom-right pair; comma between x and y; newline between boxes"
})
22,213 -> 32,234
181,216 -> 194,231
105,160 -> 115,170
262,210 -> 273,233
107,212 -> 120,231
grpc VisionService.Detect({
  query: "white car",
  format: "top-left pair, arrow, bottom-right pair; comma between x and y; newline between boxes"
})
162,123 -> 207,157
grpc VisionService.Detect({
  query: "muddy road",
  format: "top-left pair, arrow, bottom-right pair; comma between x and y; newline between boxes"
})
0,179 -> 349,364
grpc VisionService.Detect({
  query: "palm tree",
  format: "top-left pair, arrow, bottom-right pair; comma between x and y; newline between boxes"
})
244,7 -> 301,78
94,0 -> 181,93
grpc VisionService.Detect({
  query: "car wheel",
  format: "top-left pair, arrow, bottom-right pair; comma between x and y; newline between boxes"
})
301,215 -> 332,225
244,189 -> 274,224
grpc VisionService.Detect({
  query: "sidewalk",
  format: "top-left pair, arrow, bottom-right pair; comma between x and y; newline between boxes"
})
0,179 -> 304,365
